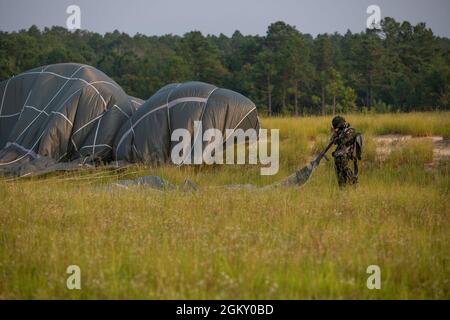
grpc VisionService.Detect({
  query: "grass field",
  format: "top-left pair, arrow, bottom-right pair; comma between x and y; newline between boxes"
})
0,112 -> 449,299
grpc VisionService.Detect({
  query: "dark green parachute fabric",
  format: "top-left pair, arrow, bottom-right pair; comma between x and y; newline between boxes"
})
114,81 -> 260,165
0,63 -> 137,173
0,63 -> 260,176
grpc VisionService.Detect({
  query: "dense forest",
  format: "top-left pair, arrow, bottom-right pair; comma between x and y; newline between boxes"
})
1,18 -> 449,115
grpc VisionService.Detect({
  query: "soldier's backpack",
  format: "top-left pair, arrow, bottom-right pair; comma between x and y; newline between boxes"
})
354,133 -> 364,160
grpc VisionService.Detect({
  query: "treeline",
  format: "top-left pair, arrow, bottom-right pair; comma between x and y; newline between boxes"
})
1,18 -> 449,115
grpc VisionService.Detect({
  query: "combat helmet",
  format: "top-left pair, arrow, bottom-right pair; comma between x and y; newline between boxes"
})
332,115 -> 347,129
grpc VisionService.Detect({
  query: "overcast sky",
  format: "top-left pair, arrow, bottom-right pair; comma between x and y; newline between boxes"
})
1,0 -> 449,37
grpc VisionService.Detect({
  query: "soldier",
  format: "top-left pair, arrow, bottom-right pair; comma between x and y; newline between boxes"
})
330,116 -> 359,187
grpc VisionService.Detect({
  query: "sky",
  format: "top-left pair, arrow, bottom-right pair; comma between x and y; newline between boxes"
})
1,0 -> 449,37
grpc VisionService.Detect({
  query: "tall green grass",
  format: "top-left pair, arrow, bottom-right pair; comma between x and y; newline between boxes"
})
385,139 -> 434,168
262,112 -> 450,138
0,112 -> 449,299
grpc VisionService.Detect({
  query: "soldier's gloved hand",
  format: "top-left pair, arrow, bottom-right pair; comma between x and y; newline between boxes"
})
330,127 -> 338,140
329,133 -> 337,144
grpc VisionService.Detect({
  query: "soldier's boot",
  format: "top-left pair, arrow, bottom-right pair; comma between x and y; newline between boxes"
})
334,156 -> 348,188
344,167 -> 358,185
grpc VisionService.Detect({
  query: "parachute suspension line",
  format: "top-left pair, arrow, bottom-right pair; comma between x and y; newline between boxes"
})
131,99 -> 143,107
0,112 -> 20,118
57,152 -> 68,162
0,66 -> 87,167
0,86 -> 29,119
15,65 -> 86,142
165,84 -> 180,139
114,96 -> 209,161
179,86 -> 218,166
113,104 -> 130,119
23,79 -> 116,155
81,144 -> 112,150
0,129 -> 47,166
71,139 -> 79,152
1,71 -> 114,166
0,78 -> 11,116
223,106 -> 257,145
51,111 -> 73,126
4,142 -> 39,159
71,111 -> 104,136
52,80 -> 115,115
25,105 -> 49,116
92,117 -> 102,156
53,79 -> 120,157
114,103 -> 168,160
166,84 -> 185,161
17,90 -> 33,120
168,97 -> 208,107
18,71 -> 120,94
130,124 -> 139,161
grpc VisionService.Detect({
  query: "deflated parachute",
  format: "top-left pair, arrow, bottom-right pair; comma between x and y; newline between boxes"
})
114,81 -> 260,165
0,63 -> 137,166
0,63 -> 260,176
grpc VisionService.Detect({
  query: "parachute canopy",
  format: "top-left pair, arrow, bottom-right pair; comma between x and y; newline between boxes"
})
0,63 -> 260,176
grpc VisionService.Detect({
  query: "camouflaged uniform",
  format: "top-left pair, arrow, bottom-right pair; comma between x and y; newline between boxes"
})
331,122 -> 358,187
